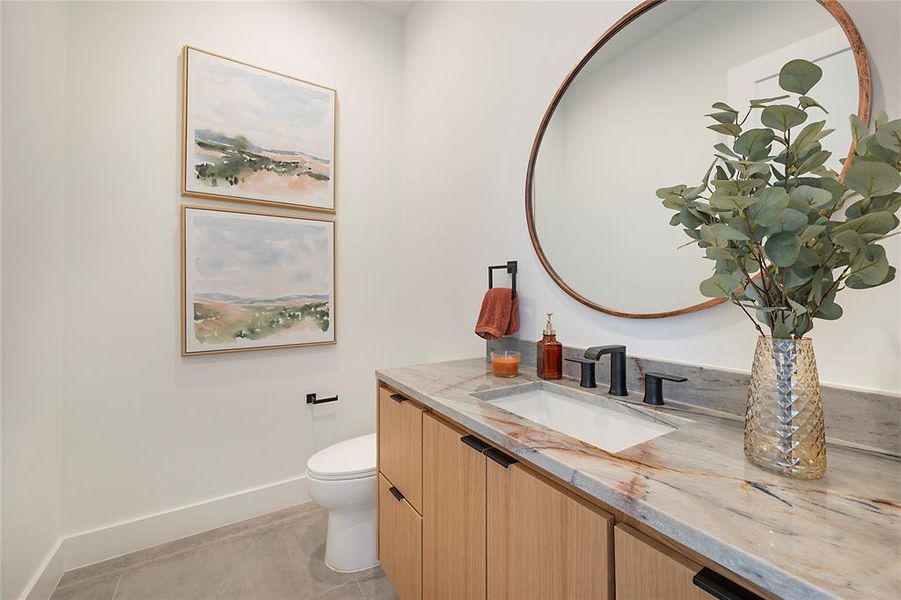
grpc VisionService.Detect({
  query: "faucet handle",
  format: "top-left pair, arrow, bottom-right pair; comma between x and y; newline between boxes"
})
643,372 -> 687,406
565,357 -> 597,388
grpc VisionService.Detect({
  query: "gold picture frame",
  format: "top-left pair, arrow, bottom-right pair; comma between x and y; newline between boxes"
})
181,46 -> 337,213
181,205 -> 337,356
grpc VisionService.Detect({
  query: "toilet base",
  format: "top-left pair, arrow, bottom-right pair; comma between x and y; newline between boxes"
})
324,505 -> 378,573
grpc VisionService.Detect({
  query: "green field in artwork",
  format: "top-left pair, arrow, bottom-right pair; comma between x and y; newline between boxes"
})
193,294 -> 330,344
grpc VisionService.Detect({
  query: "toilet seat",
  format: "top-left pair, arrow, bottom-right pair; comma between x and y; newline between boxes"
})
306,433 -> 376,481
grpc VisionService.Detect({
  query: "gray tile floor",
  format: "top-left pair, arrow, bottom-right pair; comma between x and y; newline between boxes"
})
51,503 -> 398,600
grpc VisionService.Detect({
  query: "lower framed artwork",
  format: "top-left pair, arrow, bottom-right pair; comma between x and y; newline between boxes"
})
181,205 -> 336,355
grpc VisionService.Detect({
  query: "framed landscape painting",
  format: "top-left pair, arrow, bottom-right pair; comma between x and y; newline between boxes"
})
182,46 -> 336,212
181,206 -> 335,355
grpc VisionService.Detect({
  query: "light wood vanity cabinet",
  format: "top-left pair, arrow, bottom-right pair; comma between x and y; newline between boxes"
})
422,414 -> 486,600
377,383 -> 762,600
487,460 -> 613,600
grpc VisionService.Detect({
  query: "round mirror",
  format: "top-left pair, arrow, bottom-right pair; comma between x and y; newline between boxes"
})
527,0 -> 870,318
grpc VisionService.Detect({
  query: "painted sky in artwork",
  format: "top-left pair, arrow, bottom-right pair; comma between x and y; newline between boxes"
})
191,51 -> 333,159
190,211 -> 332,300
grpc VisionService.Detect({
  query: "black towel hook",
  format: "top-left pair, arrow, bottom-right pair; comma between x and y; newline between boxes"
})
488,261 -> 517,298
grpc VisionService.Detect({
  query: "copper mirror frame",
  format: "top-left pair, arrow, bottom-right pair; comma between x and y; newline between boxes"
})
525,0 -> 872,319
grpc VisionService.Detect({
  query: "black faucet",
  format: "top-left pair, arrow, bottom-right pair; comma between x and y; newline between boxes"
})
584,345 -> 628,396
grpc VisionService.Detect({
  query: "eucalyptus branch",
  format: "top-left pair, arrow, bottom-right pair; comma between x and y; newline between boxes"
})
657,58 -> 900,340
731,296 -> 767,337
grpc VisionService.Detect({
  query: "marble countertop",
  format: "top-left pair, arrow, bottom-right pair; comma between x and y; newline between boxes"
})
376,358 -> 900,600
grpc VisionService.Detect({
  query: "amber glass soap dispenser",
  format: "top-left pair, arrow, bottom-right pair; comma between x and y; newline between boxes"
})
537,313 -> 562,380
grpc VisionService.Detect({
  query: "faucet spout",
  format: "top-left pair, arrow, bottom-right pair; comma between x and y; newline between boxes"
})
584,345 -> 628,397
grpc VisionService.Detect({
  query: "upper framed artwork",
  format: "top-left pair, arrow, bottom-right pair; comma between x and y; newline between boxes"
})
182,46 -> 336,212
181,205 -> 336,356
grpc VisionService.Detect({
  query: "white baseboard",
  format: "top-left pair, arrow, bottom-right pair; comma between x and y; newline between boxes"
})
21,539 -> 64,600
64,474 -> 310,572
17,475 -> 310,599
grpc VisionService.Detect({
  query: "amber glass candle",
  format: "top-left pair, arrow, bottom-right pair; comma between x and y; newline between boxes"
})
491,351 -> 521,378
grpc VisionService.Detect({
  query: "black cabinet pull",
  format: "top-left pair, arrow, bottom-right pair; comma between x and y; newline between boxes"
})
390,393 -> 406,403
388,486 -> 405,501
484,447 -> 517,468
306,393 -> 338,405
692,568 -> 763,600
461,435 -> 491,453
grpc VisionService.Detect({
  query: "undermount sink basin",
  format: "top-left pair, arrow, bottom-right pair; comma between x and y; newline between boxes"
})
473,382 -> 686,453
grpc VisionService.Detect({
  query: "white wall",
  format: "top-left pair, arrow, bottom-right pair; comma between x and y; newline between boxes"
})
1,2 -> 68,597
402,0 -> 901,393
57,0 -> 409,543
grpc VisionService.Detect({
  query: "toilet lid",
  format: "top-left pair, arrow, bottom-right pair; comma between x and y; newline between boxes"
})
306,433 -> 376,481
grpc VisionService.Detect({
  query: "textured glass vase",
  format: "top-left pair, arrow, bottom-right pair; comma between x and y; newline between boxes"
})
745,336 -> 826,479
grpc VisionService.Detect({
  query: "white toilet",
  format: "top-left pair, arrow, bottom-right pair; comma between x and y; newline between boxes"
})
305,433 -> 378,573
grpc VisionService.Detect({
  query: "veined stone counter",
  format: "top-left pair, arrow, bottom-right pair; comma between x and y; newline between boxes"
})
376,358 -> 900,600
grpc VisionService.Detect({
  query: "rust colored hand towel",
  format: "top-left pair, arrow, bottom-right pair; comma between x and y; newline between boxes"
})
475,288 -> 520,341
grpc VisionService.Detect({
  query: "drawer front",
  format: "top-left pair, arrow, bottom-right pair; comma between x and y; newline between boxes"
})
378,386 -> 423,512
614,524 -> 711,600
379,474 -> 422,600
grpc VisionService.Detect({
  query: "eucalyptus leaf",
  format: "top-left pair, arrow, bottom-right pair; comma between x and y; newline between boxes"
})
708,123 -> 742,137
792,121 -> 830,151
832,229 -> 864,253
707,223 -> 750,241
790,185 -> 833,208
761,105 -> 808,131
767,208 -> 808,234
734,128 -> 774,158
749,94 -> 790,108
874,119 -> 901,153
814,300 -> 843,320
714,143 -> 740,159
799,96 -> 828,113
849,245 -> 890,285
709,195 -> 759,211
679,207 -> 704,229
712,102 -> 739,114
835,212 -> 898,235
800,224 -> 826,243
844,160 -> 901,198
765,232 -> 802,267
707,111 -> 737,125
784,264 -> 814,289
699,273 -> 740,298
705,247 -> 736,261
795,150 -> 831,176
747,187 -> 789,226
778,59 -> 822,95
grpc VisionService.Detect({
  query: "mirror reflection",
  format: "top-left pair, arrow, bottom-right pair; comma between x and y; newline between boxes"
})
531,0 -> 863,316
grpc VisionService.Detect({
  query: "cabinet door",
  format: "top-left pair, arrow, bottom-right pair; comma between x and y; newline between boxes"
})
422,414 -> 486,600
378,386 -> 423,512
614,524 -> 711,600
487,460 -> 613,600
379,474 -> 422,600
